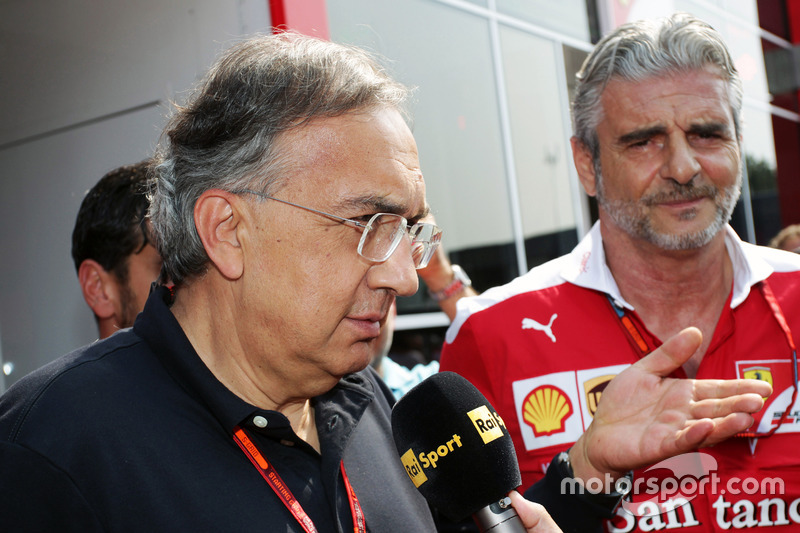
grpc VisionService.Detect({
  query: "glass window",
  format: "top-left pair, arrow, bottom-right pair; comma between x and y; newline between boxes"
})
722,23 -> 771,105
329,0 -> 516,310
499,26 -> 581,267
742,105 -> 781,245
719,0 -> 760,21
761,37 -> 799,113
495,0 -> 590,41
757,0 -> 789,39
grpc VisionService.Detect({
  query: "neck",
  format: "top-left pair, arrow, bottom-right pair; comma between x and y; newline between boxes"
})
601,220 -> 733,376
170,275 -> 323,451
280,400 -> 320,453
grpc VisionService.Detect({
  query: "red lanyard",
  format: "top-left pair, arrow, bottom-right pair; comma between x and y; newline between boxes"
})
605,294 -> 657,357
737,281 -> 798,438
233,426 -> 367,533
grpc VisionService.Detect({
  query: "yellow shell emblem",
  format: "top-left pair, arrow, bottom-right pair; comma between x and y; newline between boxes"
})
522,385 -> 573,437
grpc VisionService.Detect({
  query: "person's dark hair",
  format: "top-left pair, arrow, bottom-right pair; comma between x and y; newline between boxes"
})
71,160 -> 154,284
150,32 -> 410,285
572,12 -> 743,161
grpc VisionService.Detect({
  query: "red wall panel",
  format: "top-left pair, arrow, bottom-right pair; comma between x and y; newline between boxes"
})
269,0 -> 330,39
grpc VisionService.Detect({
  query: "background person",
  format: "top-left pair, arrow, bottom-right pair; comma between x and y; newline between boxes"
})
768,223 -> 800,253
441,13 -> 796,532
71,160 -> 162,339
371,302 -> 440,400
373,237 -> 478,400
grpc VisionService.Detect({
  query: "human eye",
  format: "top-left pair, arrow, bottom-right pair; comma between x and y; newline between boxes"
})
625,137 -> 660,153
688,123 -> 729,145
351,213 -> 377,224
619,128 -> 662,152
692,131 -> 721,142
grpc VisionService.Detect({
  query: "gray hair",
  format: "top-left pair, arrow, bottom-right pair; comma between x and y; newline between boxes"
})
572,12 -> 743,159
150,33 -> 410,285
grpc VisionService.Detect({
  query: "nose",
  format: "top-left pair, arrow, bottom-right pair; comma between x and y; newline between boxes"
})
661,134 -> 701,185
366,235 -> 419,297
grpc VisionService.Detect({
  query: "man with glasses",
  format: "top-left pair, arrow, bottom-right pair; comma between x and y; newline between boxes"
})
442,13 -> 800,532
0,33 -> 561,532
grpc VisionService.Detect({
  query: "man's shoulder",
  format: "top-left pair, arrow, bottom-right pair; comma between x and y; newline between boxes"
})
445,254 -> 580,342
0,330 -> 151,442
0,440 -> 105,532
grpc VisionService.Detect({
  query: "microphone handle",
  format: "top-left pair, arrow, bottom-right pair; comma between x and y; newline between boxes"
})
473,497 -> 526,533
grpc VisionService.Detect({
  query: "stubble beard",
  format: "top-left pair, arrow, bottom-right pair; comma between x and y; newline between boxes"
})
594,161 -> 742,251
118,280 -> 140,329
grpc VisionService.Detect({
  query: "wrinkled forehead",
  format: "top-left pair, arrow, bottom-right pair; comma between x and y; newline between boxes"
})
273,108 -> 427,218
599,66 -> 739,126
600,69 -> 732,122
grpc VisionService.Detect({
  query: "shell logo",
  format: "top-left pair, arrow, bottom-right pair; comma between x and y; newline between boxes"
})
522,385 -> 573,437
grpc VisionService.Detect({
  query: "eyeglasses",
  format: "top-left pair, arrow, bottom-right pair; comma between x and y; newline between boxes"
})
232,189 -> 442,269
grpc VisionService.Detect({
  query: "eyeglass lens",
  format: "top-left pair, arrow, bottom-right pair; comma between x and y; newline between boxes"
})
358,214 -> 440,268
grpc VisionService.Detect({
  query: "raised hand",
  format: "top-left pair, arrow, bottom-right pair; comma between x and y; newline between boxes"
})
569,327 -> 772,481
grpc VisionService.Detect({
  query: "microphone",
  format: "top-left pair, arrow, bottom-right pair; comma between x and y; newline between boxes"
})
391,371 -> 525,532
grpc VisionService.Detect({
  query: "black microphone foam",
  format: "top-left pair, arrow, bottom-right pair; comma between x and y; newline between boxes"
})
391,371 -> 522,522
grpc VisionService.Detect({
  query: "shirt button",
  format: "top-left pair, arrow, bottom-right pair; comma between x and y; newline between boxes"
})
253,416 -> 268,428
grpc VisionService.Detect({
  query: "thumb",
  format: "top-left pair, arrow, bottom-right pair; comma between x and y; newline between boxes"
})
633,327 -> 702,377
507,491 -> 563,532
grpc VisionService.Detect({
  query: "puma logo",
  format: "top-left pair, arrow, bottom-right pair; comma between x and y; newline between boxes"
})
522,314 -> 558,343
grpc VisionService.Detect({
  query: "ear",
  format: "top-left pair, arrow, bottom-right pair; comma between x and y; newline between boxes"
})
194,189 -> 244,280
571,136 -> 598,198
78,259 -> 119,320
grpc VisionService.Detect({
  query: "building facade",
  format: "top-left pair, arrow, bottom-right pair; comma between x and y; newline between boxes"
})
1,0 -> 798,387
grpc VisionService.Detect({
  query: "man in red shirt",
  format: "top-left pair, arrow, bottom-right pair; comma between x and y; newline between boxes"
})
442,13 -> 800,531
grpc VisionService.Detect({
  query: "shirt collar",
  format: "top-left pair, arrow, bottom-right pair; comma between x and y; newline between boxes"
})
560,222 -> 773,310
134,285 -> 378,435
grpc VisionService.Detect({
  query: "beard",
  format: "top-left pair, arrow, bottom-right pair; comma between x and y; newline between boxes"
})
118,279 -> 140,329
595,162 -> 742,251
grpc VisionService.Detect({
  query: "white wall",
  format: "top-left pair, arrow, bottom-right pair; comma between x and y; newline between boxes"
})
0,0 -> 271,390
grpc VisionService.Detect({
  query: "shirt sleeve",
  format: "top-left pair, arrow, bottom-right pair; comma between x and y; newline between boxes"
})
524,451 -> 620,533
440,316 -> 498,410
0,441 -> 105,532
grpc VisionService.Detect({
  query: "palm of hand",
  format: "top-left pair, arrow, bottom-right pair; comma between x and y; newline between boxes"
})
579,328 -> 770,477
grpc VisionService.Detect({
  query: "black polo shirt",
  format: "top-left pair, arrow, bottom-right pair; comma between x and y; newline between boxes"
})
0,286 -> 436,532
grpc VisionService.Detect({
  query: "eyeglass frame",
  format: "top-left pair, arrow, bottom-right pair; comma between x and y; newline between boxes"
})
230,188 -> 441,269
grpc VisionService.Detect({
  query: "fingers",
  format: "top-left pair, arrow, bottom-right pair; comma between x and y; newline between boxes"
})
677,418 -> 717,450
633,327 -> 702,376
691,392 -> 767,419
682,412 -> 757,448
693,379 -> 772,401
507,491 -> 564,533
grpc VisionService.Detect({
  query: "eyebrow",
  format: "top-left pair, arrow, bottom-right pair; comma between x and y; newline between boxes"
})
617,126 -> 666,146
340,195 -> 430,222
686,122 -> 731,137
617,121 -> 731,146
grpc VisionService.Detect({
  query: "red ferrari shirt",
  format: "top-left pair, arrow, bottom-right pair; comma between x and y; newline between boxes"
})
441,223 -> 800,531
